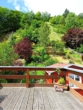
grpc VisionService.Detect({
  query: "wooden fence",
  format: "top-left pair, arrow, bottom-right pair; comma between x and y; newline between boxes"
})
0,66 -> 83,102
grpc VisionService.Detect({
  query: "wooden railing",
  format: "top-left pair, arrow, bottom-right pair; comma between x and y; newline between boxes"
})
66,69 -> 83,102
0,66 -> 66,87
0,66 -> 83,102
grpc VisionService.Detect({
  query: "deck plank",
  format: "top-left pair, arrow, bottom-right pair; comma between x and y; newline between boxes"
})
13,88 -> 26,110
32,87 -> 39,110
42,88 -> 51,110
0,87 -> 83,110
26,87 -> 34,110
38,88 -> 45,110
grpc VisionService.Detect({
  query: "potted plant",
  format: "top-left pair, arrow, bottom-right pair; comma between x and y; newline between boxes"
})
54,68 -> 68,90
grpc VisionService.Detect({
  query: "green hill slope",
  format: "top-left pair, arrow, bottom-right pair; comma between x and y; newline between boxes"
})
47,22 -> 63,41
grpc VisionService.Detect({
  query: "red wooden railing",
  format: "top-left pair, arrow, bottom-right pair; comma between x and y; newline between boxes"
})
0,66 -> 66,87
0,66 -> 83,102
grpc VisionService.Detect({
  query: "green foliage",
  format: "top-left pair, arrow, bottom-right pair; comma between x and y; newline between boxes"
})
51,40 -> 65,54
63,9 -> 70,18
69,52 -> 82,63
44,57 -> 58,66
9,32 -> 16,46
65,12 -> 79,31
41,12 -> 51,22
55,24 -> 66,34
39,23 -> 50,47
0,7 -> 9,34
59,16 -> 65,24
50,15 -> 61,24
0,7 -> 22,35
57,77 -> 65,84
21,11 -> 35,28
0,79 -> 8,83
63,48 -> 82,63
32,46 -> 49,63
35,12 -> 41,20
0,42 -> 18,66
55,68 -> 61,75
77,44 -> 83,53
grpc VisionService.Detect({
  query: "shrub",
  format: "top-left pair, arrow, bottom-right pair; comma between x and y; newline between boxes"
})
32,46 -> 49,63
44,57 -> 58,66
15,37 -> 32,61
0,79 -> 8,83
51,40 -> 65,54
57,77 -> 65,84
0,42 -> 18,66
55,24 -> 66,34
62,28 -> 83,49
77,44 -> 83,53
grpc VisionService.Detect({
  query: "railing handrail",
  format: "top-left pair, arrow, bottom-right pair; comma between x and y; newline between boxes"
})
0,66 -> 83,88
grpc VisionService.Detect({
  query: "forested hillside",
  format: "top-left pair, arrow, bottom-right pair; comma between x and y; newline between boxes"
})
0,7 -> 83,83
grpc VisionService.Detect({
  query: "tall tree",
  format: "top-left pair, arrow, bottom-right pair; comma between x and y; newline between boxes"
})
41,12 -> 51,22
6,10 -> 22,31
38,23 -> 50,47
63,9 -> 70,18
21,11 -> 34,28
0,7 -> 9,34
65,12 -> 79,31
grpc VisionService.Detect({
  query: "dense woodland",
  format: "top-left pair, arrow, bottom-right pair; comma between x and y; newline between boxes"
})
0,7 -> 83,83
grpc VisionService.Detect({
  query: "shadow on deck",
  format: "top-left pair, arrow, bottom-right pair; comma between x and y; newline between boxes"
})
0,87 -> 83,110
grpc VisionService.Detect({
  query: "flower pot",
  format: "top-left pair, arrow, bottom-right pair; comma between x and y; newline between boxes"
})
54,83 -> 69,90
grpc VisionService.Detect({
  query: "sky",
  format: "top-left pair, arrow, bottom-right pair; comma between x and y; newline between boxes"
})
0,0 -> 83,16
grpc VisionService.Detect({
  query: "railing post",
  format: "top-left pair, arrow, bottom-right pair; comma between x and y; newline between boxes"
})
26,69 -> 29,88
62,69 -> 66,84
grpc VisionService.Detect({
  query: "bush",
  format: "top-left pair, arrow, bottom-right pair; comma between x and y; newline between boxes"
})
57,77 -> 65,84
0,79 -> 8,83
15,37 -> 32,61
0,42 -> 18,66
44,57 -> 58,66
32,46 -> 49,63
77,44 -> 83,53
51,40 -> 65,54
62,28 -> 83,49
55,24 -> 66,34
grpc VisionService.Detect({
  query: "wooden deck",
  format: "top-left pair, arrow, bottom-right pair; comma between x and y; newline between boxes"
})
0,87 -> 83,110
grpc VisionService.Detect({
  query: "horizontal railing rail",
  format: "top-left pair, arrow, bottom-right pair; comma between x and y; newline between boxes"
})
0,66 -> 83,88
0,66 -> 66,87
0,66 -> 83,102
66,70 -> 83,102
66,76 -> 83,90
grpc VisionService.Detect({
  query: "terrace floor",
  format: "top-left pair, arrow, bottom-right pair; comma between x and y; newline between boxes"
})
0,87 -> 83,110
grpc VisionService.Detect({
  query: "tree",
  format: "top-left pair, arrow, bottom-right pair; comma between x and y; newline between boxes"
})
0,7 -> 9,34
41,12 -> 51,22
38,23 -> 50,47
63,9 -> 70,18
65,12 -> 79,31
21,11 -> 34,28
59,16 -> 65,25
50,15 -> 61,25
0,7 -> 22,35
15,37 -> 32,61
0,42 -> 18,66
78,13 -> 83,19
35,11 -> 41,20
6,10 -> 22,31
62,28 -> 83,49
